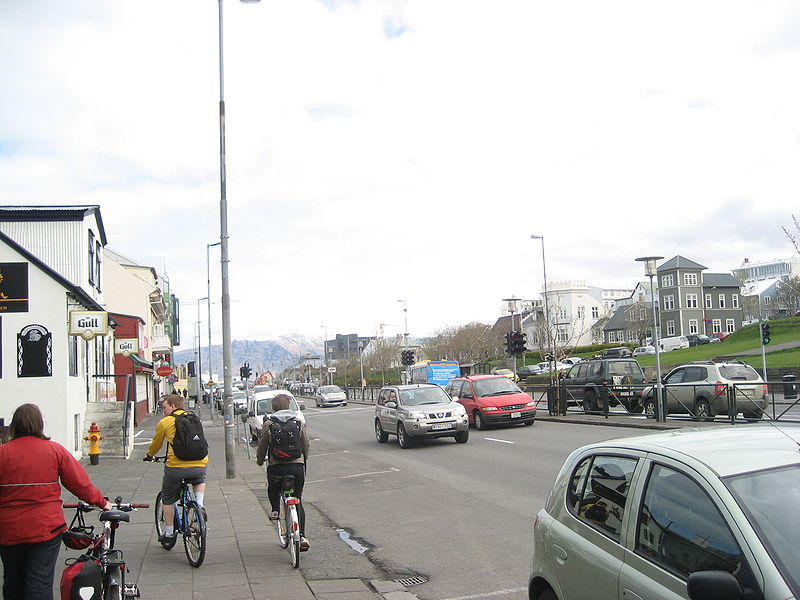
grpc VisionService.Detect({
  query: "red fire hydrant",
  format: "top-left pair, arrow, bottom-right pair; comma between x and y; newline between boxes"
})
84,422 -> 103,465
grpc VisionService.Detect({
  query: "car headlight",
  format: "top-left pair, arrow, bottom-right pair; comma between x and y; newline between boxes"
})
452,405 -> 466,416
409,411 -> 426,419
526,401 -> 536,407
481,406 -> 499,412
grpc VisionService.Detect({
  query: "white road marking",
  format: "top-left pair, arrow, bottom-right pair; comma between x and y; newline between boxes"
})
307,467 -> 400,484
440,588 -> 526,600
313,450 -> 351,457
484,437 -> 515,444
134,430 -> 144,438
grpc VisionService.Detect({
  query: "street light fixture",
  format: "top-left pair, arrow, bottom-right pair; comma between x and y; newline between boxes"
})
531,235 -> 555,388
217,0 -> 260,479
636,256 -> 665,422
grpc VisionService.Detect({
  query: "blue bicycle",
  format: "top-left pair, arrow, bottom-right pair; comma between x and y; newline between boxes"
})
150,457 -> 207,567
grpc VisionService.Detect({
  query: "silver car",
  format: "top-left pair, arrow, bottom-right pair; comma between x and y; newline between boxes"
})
374,384 -> 469,448
314,385 -> 348,407
529,425 -> 800,600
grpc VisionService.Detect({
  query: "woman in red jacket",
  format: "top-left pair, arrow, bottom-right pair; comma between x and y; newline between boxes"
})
0,403 -> 111,600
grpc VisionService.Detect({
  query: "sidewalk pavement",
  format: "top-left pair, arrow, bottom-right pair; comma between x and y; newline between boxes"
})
49,412 -> 417,600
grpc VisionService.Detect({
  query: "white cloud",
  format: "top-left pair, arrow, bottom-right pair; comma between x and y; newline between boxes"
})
2,0 -> 800,347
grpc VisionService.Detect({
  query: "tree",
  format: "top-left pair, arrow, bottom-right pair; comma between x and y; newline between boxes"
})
364,337 -> 401,385
421,322 -> 499,363
623,303 -> 653,344
774,276 -> 800,314
783,214 -> 800,254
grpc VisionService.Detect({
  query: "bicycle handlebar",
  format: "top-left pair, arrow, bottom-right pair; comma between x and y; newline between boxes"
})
143,455 -> 167,463
64,499 -> 149,511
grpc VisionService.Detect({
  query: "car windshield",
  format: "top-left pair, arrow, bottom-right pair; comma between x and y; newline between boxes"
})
399,387 -> 450,406
725,464 -> 800,597
257,396 -> 297,414
607,361 -> 641,377
473,377 -> 521,397
719,364 -> 761,381
319,385 -> 343,393
232,392 -> 246,399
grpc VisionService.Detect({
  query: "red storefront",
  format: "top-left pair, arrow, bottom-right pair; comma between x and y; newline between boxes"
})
110,313 -> 153,425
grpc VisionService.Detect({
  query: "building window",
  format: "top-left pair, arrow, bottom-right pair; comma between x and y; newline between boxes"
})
591,306 -> 599,318
95,241 -> 102,291
88,231 -> 95,285
688,319 -> 698,334
732,294 -> 739,308
684,273 -> 697,285
712,319 -> 722,333
764,296 -> 771,304
663,295 -> 675,310
661,274 -> 674,287
686,294 -> 698,308
69,335 -> 78,376
556,328 -> 568,343
719,294 -> 726,309
705,294 -> 712,308
726,319 -> 735,333
577,306 -> 585,319
74,414 -> 80,452
666,320 -> 675,336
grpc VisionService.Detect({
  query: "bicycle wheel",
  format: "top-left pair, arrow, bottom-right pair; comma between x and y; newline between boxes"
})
103,565 -> 124,600
277,503 -> 289,549
183,503 -> 207,568
154,492 -> 176,550
287,506 -> 300,568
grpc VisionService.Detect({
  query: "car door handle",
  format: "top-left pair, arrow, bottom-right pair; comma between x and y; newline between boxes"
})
552,544 -> 567,563
622,590 -> 643,600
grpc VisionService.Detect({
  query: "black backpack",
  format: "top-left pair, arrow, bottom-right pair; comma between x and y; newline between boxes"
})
269,418 -> 302,462
171,411 -> 208,461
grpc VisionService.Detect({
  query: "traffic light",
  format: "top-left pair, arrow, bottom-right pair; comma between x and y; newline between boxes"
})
512,331 -> 527,355
240,362 -> 252,378
505,331 -> 514,355
760,323 -> 771,345
188,361 -> 196,377
400,349 -> 416,365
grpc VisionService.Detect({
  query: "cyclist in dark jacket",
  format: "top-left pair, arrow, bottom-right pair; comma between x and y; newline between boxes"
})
0,403 -> 111,600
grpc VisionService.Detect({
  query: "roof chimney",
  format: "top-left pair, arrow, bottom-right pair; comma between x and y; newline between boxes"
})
744,258 -> 749,263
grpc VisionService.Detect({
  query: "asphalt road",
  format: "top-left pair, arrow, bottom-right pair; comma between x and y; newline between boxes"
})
295,404 -> 639,600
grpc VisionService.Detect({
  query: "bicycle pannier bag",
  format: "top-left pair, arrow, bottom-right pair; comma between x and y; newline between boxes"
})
269,418 -> 302,461
171,411 -> 208,461
60,555 -> 102,600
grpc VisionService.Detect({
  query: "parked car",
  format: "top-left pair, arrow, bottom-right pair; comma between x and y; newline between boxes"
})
685,334 -> 711,347
559,357 -> 583,367
517,364 -> 544,378
374,384 -> 469,448
490,367 -> 520,382
536,361 -> 570,373
314,385 -> 348,407
641,360 -> 767,420
445,375 -> 536,429
710,332 -> 728,342
600,347 -> 632,358
561,359 -> 646,412
215,389 -> 248,413
659,335 -> 690,352
528,425 -> 800,600
632,345 -> 656,357
246,389 -> 305,441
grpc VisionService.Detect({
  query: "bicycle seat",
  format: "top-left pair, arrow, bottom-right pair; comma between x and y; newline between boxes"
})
281,475 -> 296,492
99,510 -> 130,523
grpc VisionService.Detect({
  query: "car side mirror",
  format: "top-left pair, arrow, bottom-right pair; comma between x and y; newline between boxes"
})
299,404 -> 306,411
687,571 -> 742,600
248,410 -> 255,418
462,393 -> 473,399
386,401 -> 397,409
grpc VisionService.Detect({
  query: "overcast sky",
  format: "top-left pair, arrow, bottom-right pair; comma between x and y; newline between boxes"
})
2,1 -> 799,348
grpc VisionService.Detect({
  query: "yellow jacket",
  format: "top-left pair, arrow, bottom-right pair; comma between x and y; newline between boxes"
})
146,409 -> 209,468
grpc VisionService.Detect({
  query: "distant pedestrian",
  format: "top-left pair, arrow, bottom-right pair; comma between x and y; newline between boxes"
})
182,388 -> 188,399
0,403 -> 112,599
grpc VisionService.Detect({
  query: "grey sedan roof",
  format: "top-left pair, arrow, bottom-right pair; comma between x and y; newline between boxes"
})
590,425 -> 800,477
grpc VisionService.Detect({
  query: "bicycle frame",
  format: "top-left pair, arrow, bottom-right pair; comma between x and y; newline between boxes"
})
275,475 -> 302,568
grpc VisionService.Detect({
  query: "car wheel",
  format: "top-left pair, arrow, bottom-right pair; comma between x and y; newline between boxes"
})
375,419 -> 389,443
694,398 -> 713,421
397,423 -> 413,449
473,411 -> 488,430
523,419 -> 534,426
742,410 -> 762,422
583,390 -> 597,412
343,402 -> 347,406
454,429 -> 469,443
539,588 -> 557,600
643,397 -> 655,418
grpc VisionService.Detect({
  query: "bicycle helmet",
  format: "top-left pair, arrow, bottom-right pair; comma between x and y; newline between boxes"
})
63,526 -> 96,550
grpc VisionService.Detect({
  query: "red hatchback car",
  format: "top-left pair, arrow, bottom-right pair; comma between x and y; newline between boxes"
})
444,375 -> 537,430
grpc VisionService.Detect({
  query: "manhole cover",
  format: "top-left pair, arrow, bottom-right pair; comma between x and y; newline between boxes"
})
396,576 -> 427,587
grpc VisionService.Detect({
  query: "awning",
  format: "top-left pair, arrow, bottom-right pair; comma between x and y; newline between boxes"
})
130,353 -> 154,372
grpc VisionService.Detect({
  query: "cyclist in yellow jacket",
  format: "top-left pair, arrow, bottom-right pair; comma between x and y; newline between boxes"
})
144,394 -> 208,545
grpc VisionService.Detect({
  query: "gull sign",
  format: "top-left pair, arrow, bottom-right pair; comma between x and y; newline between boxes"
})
68,311 -> 109,340
114,339 -> 138,357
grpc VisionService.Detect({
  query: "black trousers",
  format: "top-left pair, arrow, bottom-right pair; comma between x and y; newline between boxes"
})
267,462 -> 306,536
0,532 -> 63,600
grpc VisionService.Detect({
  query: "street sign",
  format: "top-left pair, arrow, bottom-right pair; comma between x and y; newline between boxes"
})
207,380 -> 216,387
156,365 -> 174,377
327,367 -> 337,373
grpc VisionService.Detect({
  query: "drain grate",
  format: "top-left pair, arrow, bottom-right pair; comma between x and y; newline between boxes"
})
395,576 -> 427,587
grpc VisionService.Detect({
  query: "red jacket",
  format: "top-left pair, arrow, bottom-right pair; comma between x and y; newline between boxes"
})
0,436 -> 106,545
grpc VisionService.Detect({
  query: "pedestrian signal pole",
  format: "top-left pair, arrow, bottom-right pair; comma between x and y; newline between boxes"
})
760,322 -> 771,381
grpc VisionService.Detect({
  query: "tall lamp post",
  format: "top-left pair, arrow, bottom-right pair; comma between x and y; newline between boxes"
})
636,256 -> 665,422
196,297 -> 208,406
321,325 -> 329,384
531,235 -> 554,387
397,299 -> 408,383
217,0 -> 260,479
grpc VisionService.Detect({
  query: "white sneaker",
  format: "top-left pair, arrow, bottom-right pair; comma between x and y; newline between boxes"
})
268,511 -> 279,521
299,537 -> 310,551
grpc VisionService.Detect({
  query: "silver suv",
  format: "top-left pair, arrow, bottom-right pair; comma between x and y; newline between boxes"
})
374,384 -> 469,448
643,360 -> 767,420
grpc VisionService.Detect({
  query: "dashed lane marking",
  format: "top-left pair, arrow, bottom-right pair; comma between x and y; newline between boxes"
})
440,587 -> 526,600
307,467 -> 400,484
313,450 -> 352,457
483,438 -> 515,444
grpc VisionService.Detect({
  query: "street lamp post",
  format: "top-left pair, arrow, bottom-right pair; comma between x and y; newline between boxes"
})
217,0 -> 260,479
206,241 -> 220,421
321,325 -> 329,385
636,256 -> 665,422
397,299 -> 409,383
531,235 -> 555,388
196,297 -> 208,408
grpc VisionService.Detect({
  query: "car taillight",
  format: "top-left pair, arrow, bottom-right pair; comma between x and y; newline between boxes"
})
763,384 -> 769,396
715,381 -> 726,395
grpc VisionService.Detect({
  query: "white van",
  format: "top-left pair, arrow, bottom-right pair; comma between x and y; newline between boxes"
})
246,389 -> 305,441
658,336 -> 689,352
